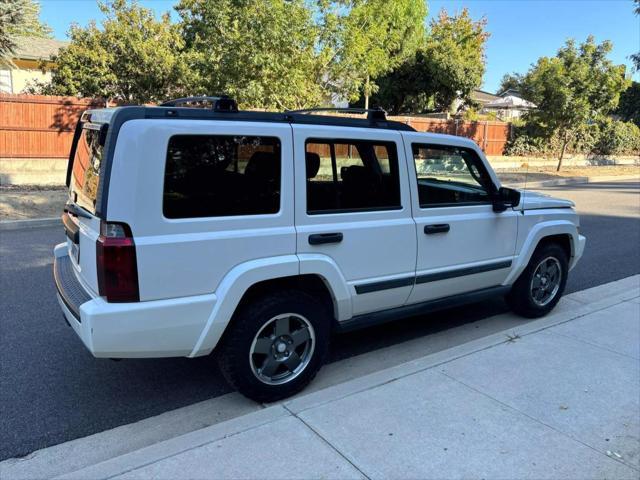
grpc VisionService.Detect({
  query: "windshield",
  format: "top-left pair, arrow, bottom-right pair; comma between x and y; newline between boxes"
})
70,125 -> 104,215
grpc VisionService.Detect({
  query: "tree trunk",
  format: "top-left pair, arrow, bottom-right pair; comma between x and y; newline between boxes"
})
364,75 -> 369,110
557,132 -> 568,172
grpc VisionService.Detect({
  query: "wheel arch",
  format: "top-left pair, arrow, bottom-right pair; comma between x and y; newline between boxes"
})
536,233 -> 573,261
505,220 -> 578,286
189,254 -> 351,357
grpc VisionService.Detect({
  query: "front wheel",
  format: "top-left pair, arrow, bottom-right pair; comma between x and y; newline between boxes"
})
507,243 -> 569,318
217,290 -> 330,403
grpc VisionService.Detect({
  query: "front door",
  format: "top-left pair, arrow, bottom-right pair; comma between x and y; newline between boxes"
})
403,135 -> 518,304
293,124 -> 416,316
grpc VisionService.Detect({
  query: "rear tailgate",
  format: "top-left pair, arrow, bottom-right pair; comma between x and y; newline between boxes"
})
63,116 -> 109,295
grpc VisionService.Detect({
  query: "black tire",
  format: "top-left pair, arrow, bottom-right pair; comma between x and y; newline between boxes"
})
217,289 -> 331,403
507,242 -> 569,318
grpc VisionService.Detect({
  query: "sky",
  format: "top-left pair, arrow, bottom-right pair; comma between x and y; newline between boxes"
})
40,0 -> 640,94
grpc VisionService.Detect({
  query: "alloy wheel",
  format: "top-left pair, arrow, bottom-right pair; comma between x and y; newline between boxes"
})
530,256 -> 562,307
249,313 -> 315,385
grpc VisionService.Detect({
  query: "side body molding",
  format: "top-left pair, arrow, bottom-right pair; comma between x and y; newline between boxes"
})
504,217 -> 578,286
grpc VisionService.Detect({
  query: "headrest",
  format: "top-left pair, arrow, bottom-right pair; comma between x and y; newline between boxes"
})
305,152 -> 320,179
245,151 -> 279,181
340,165 -> 373,182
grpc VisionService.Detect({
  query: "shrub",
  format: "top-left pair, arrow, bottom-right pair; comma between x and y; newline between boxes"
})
505,118 -> 640,157
593,118 -> 640,155
504,133 -> 550,156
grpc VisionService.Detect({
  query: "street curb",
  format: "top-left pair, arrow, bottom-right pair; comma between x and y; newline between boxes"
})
0,217 -> 59,231
54,275 -> 640,480
509,173 -> 639,189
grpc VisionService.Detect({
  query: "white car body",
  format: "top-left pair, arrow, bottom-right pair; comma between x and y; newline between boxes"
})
54,106 -> 586,359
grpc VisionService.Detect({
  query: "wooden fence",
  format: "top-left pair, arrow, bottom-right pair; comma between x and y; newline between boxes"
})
0,94 -> 511,159
0,94 -> 104,159
391,117 -> 512,156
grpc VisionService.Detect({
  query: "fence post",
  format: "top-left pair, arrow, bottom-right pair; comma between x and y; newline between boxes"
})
483,121 -> 488,152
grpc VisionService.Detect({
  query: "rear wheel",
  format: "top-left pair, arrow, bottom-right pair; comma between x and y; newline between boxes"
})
507,243 -> 568,318
217,290 -> 330,402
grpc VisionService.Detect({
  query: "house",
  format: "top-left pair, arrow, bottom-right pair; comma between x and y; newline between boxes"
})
483,89 -> 536,120
455,89 -> 536,120
0,36 -> 68,94
471,89 -> 501,108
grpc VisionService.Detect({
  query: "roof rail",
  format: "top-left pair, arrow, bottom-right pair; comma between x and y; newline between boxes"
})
160,96 -> 238,112
285,106 -> 387,122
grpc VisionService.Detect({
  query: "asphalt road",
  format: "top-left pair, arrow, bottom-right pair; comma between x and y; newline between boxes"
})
1,179 -> 638,461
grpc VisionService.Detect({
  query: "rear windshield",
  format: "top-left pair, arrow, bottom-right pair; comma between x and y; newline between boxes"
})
70,126 -> 104,214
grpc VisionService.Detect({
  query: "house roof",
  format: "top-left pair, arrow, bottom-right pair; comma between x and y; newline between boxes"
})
471,89 -> 501,104
485,95 -> 536,109
498,88 -> 523,98
12,36 -> 69,61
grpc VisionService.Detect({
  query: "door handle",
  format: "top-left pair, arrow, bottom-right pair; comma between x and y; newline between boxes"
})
424,224 -> 450,235
309,233 -> 343,245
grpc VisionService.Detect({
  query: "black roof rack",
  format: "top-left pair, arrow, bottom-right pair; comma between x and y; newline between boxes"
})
285,106 -> 388,122
109,97 -> 415,132
160,95 -> 238,112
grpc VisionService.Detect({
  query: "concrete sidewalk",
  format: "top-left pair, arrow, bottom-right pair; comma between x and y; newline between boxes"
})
45,276 -> 639,480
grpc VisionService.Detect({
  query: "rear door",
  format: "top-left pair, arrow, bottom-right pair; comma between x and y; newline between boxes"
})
293,124 -> 417,316
63,119 -> 106,295
402,133 -> 518,304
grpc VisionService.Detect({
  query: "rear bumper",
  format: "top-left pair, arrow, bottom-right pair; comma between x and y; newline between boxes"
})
54,246 -> 216,358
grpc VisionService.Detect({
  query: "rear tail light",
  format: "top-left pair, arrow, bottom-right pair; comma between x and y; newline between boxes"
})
96,221 -> 140,302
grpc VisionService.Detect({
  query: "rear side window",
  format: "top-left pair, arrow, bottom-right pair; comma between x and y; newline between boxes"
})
305,139 -> 401,214
70,126 -> 103,214
163,135 -> 281,218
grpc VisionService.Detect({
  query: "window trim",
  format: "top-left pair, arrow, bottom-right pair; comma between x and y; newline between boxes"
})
411,143 -> 497,210
162,133 -> 283,220
304,137 -> 403,216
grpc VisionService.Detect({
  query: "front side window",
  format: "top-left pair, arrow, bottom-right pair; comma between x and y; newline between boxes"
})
412,144 -> 494,207
164,135 -> 281,218
305,139 -> 401,214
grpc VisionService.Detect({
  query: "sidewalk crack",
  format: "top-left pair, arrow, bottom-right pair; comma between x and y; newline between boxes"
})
283,404 -> 371,480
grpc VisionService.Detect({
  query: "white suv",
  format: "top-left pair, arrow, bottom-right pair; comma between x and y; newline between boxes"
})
54,97 -> 586,401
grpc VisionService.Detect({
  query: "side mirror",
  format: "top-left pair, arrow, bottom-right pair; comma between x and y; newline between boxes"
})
492,187 -> 521,213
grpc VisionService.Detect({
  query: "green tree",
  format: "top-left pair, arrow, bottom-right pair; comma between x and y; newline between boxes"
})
333,0 -> 427,108
39,0 -> 189,104
1,0 -> 52,63
423,9 -> 488,112
177,0 -> 324,110
617,81 -> 640,126
371,8 -> 488,114
498,73 -> 523,94
520,36 -> 630,170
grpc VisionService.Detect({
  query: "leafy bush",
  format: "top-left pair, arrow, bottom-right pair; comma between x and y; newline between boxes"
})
504,133 -> 551,156
505,118 -> 640,157
592,118 -> 640,155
